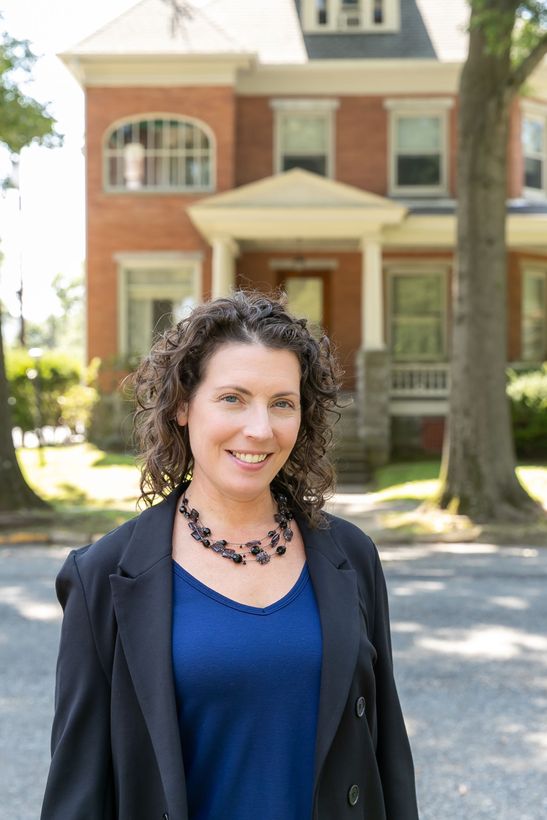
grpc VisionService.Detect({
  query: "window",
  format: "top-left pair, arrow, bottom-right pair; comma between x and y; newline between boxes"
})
302,0 -> 400,32
117,256 -> 202,358
105,117 -> 214,192
389,272 -> 446,361
522,269 -> 547,361
522,115 -> 545,195
272,100 -> 338,177
385,99 -> 453,196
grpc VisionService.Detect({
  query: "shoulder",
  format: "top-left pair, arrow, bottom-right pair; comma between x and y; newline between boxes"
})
321,511 -> 379,571
68,515 -> 140,581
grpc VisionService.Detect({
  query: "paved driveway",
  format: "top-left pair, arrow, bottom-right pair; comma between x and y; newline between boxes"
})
1,542 -> 546,820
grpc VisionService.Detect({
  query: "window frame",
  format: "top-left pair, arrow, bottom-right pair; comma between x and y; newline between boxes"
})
385,99 -> 453,197
521,104 -> 547,200
521,267 -> 547,362
116,252 -> 203,358
386,266 -> 449,363
271,99 -> 338,178
301,0 -> 400,33
103,114 -> 216,195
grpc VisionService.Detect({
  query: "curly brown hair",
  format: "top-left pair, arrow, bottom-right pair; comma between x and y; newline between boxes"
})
130,290 -> 342,527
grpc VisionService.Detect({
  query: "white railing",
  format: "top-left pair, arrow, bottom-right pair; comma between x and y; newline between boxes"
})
390,363 -> 450,397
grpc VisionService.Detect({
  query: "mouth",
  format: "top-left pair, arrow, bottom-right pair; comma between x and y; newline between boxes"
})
229,451 -> 271,464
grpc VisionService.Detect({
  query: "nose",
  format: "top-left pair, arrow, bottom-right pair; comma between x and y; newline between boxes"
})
243,404 -> 273,440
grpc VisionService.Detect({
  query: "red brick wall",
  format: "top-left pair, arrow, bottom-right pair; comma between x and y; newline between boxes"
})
236,94 -> 459,196
86,86 -> 236,379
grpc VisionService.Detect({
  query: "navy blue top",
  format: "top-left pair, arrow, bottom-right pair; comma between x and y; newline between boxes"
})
171,561 -> 323,820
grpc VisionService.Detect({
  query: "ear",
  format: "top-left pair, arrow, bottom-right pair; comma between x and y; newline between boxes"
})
176,403 -> 188,427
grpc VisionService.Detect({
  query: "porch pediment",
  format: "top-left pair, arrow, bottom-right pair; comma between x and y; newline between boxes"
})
188,168 -> 407,241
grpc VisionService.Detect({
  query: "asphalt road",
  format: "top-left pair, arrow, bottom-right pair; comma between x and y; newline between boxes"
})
1,541 -> 546,820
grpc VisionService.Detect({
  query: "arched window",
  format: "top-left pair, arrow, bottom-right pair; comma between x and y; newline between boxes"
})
104,116 -> 214,192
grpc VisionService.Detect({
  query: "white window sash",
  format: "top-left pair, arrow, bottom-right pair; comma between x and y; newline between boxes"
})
388,110 -> 449,196
387,269 -> 448,362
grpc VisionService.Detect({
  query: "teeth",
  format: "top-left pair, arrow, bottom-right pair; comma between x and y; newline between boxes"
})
232,452 -> 268,463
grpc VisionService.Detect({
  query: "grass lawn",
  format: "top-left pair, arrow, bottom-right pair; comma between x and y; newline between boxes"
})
373,460 -> 547,508
6,444 -> 547,543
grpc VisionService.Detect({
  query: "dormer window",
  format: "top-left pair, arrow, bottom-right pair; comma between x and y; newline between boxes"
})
302,0 -> 399,33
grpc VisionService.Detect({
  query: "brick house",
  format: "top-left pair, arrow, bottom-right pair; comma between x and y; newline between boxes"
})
61,0 -> 547,477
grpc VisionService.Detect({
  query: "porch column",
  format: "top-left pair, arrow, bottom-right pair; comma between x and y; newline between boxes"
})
211,236 -> 238,297
356,234 -> 390,466
361,234 -> 384,350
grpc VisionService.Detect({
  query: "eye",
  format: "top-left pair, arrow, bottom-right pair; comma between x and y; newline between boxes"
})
273,399 -> 294,409
220,394 -> 239,404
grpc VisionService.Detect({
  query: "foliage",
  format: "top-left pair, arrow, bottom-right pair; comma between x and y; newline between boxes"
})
507,364 -> 547,456
5,348 -> 82,430
57,358 -> 101,432
0,23 -> 61,153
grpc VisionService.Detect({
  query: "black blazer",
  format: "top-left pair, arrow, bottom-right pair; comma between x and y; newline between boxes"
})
41,487 -> 419,820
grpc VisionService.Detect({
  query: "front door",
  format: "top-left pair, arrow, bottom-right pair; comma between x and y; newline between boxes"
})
278,272 -> 330,336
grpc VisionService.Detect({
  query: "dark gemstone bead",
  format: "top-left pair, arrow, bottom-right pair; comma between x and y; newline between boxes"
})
274,513 -> 283,523
190,508 -> 199,521
245,540 -> 261,547
189,521 -> 199,532
276,545 -> 287,555
202,539 -> 210,547
221,549 -> 234,559
286,512 -> 293,520
233,553 -> 243,564
284,528 -> 293,541
202,527 -> 211,537
212,542 -> 224,553
277,494 -> 287,503
270,532 -> 280,547
267,530 -> 276,538
250,546 -> 261,556
191,531 -> 202,541
256,551 -> 270,565
220,540 -> 228,546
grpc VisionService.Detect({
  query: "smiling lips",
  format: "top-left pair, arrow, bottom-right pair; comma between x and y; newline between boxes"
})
230,451 -> 270,464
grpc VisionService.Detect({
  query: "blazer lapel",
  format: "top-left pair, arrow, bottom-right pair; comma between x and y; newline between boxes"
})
109,487 -> 188,820
299,515 -> 361,795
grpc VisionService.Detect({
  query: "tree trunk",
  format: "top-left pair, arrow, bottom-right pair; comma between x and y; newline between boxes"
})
438,7 -> 540,521
0,308 -> 48,511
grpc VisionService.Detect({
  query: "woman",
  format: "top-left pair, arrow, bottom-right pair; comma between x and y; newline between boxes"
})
41,291 -> 419,820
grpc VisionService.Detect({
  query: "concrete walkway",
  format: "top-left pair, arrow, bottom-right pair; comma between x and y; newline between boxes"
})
1,540 -> 546,819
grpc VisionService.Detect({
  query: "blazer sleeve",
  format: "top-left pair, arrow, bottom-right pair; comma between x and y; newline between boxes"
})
41,550 -> 114,820
372,546 -> 419,820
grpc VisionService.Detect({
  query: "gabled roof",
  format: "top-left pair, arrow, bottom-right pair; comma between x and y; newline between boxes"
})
64,0 -> 470,64
188,169 -> 407,242
65,0 -> 308,64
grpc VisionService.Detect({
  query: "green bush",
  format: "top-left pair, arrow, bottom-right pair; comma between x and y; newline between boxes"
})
6,349 -> 82,431
507,364 -> 547,457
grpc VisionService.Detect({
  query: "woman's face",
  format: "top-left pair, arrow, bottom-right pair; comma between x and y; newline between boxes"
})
177,342 -> 302,503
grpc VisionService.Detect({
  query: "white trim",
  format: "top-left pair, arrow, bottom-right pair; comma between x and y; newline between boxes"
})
103,113 -> 217,194
116,252 -> 202,357
387,106 -> 450,197
521,107 -> 547,200
273,105 -> 336,178
386,264 -> 449,362
521,264 -> 547,361
383,97 -> 455,111
301,0 -> 401,34
270,98 -> 340,112
269,257 -> 338,270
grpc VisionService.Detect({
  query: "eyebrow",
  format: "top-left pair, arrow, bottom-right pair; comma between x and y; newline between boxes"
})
215,385 -> 300,398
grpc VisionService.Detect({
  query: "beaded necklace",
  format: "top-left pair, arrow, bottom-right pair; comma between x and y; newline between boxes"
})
178,492 -> 293,566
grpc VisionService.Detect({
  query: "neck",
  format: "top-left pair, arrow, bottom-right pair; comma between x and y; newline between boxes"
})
183,481 -> 279,539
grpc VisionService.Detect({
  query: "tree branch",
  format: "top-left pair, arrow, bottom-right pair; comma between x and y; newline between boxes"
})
510,31 -> 547,89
